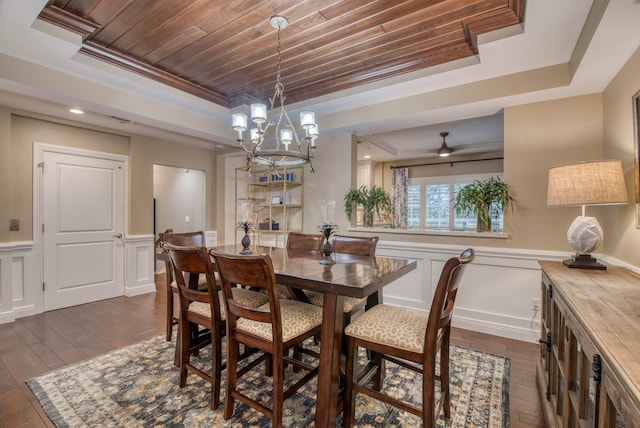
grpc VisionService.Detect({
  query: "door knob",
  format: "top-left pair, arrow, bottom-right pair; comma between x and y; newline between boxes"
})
112,233 -> 123,239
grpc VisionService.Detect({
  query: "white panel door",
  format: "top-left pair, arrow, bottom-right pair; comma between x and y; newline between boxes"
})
43,151 -> 125,311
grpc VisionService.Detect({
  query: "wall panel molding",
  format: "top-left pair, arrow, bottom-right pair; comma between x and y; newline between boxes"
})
376,240 -> 569,343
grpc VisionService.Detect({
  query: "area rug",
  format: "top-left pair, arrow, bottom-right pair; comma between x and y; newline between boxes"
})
27,335 -> 509,427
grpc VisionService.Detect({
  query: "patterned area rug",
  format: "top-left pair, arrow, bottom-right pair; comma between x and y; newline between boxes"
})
27,335 -> 509,427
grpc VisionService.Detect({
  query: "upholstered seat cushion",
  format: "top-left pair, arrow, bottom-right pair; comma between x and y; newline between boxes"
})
344,304 -> 428,353
262,284 -> 293,299
188,288 -> 268,321
237,299 -> 323,342
170,275 -> 208,292
304,290 -> 367,314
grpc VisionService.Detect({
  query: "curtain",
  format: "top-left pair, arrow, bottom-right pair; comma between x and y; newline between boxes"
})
392,167 -> 408,228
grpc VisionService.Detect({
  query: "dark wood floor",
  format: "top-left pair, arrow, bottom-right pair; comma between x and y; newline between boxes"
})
0,274 -> 543,427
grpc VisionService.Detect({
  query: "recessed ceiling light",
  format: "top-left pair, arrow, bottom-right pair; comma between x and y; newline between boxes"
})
364,155 -> 371,159
69,108 -> 84,115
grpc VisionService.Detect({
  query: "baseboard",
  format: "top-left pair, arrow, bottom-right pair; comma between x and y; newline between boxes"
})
125,282 -> 156,297
0,311 -> 15,324
453,316 -> 541,344
11,304 -> 36,319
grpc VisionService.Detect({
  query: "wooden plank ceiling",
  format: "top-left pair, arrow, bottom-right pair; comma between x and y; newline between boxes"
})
38,0 -> 525,108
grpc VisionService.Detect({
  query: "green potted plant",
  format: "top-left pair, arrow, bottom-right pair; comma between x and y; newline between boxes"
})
344,185 -> 392,227
454,176 -> 515,232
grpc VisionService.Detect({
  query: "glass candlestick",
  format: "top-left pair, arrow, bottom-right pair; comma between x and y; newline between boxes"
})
319,200 -> 336,224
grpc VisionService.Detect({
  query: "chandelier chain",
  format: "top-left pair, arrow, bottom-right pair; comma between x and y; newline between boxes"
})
275,20 -> 283,95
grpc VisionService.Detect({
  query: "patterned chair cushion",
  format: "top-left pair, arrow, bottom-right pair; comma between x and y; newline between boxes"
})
304,291 -> 367,314
170,275 -> 208,292
261,285 -> 293,299
276,285 -> 293,299
236,299 -> 323,342
344,304 -> 427,353
188,288 -> 268,321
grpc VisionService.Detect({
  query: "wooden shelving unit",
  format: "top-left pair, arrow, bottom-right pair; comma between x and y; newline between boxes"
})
235,166 -> 304,248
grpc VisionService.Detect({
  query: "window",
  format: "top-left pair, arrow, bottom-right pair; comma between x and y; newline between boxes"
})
407,173 -> 505,231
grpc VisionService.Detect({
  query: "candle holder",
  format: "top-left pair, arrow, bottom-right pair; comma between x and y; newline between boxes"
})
318,199 -> 338,265
318,222 -> 337,265
237,202 -> 254,254
237,220 -> 253,254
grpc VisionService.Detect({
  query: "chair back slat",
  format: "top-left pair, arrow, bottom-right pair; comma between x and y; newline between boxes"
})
332,235 -> 379,256
227,300 -> 271,323
160,231 -> 205,247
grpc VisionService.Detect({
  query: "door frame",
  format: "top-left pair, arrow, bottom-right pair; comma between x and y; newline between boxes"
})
33,142 -> 129,314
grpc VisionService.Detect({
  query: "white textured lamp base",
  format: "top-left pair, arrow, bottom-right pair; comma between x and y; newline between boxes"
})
565,216 -> 606,270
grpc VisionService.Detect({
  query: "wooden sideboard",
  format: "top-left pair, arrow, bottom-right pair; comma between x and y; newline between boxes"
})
538,261 -> 640,428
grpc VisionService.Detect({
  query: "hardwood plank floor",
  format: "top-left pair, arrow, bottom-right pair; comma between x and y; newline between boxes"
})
0,274 -> 543,427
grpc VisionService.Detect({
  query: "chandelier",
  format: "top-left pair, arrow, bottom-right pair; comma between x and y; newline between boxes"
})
231,16 -> 318,171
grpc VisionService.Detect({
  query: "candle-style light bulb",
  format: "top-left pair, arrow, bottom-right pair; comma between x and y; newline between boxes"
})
251,103 -> 267,124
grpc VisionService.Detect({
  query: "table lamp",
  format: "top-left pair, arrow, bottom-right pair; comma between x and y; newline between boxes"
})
547,160 -> 627,270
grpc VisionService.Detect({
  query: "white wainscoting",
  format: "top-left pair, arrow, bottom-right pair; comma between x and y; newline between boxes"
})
125,234 -> 156,297
0,235 -> 618,342
11,242 -> 36,319
0,233 -> 213,323
0,241 -> 36,323
376,241 -> 569,343
0,243 -> 15,324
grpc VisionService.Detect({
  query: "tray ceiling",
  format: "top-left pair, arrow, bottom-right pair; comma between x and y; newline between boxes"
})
38,0 -> 525,108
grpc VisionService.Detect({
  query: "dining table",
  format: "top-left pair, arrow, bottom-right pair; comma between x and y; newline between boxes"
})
212,244 -> 417,428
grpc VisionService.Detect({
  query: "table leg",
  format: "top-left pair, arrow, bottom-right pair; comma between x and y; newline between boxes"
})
368,290 -> 386,389
315,293 -> 344,428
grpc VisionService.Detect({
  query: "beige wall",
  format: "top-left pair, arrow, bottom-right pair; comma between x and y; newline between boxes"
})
504,94 -> 604,251
128,135 -> 216,235
1,110 -> 217,241
0,108 -> 10,243
303,133 -> 357,230
603,46 -> 640,266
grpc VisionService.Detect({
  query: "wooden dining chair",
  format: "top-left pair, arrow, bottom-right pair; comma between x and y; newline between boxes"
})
304,235 -> 380,318
164,243 -> 268,410
332,234 -> 379,256
342,248 -> 475,427
210,251 -> 323,427
158,230 -> 206,341
282,232 -> 324,301
285,232 -> 324,251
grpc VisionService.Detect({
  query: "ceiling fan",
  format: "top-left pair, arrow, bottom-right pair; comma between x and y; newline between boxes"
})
437,132 -> 453,157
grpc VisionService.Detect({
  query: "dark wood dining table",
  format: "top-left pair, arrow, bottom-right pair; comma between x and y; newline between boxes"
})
212,244 -> 417,427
